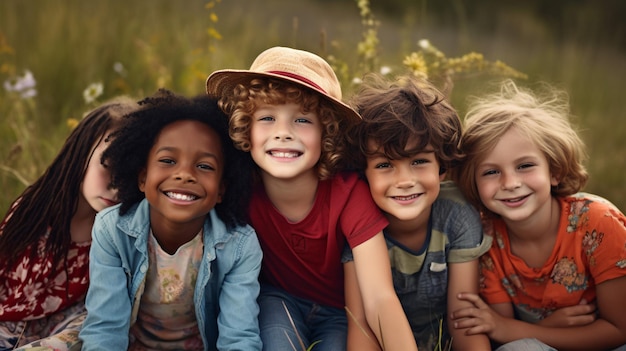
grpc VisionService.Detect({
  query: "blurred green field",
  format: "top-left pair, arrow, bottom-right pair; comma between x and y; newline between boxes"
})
1,0 -> 625,215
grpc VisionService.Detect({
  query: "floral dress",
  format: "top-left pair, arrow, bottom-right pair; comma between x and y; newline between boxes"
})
0,217 -> 90,351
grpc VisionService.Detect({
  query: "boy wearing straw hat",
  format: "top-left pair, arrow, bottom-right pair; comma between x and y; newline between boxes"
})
207,46 -> 417,351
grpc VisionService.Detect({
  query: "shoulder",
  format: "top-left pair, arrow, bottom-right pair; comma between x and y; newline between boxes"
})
96,203 -> 122,220
206,211 -> 261,252
433,181 -> 488,249
433,181 -> 480,222
564,193 -> 621,211
94,200 -> 148,238
328,171 -> 370,197
562,193 -> 625,224
559,193 -> 626,237
94,204 -> 123,230
330,171 -> 361,188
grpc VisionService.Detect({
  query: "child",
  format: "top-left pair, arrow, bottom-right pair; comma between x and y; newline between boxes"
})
451,80 -> 626,350
78,90 -> 262,351
343,74 -> 492,351
0,97 -> 138,350
206,46 -> 416,351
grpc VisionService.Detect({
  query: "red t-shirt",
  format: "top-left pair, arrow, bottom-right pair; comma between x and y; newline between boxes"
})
249,172 -> 388,309
480,194 -> 626,322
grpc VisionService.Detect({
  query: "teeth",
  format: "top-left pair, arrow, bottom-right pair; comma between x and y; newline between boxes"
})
166,192 -> 197,201
270,151 -> 300,158
504,196 -> 524,202
393,194 -> 419,201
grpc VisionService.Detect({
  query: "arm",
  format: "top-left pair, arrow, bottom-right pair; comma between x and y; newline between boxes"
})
446,260 -> 491,351
352,232 -> 418,351
536,299 -> 596,328
79,218 -> 132,350
216,229 -> 263,351
453,277 -> 626,351
344,260 -> 382,351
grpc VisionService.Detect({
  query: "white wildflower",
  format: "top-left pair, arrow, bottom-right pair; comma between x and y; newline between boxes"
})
418,39 -> 430,49
3,70 -> 37,99
83,82 -> 103,104
113,62 -> 126,77
380,66 -> 392,75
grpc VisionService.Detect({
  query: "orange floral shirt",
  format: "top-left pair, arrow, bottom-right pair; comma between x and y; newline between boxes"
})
480,194 -> 626,322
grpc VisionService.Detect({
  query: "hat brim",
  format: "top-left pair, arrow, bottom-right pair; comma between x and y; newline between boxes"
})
206,69 -> 361,124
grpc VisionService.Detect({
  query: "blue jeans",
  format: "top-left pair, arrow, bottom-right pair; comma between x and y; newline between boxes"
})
496,338 -> 557,351
258,284 -> 347,351
496,338 -> 626,351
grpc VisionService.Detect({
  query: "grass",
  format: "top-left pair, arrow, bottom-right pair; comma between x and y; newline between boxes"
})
1,0 -> 625,214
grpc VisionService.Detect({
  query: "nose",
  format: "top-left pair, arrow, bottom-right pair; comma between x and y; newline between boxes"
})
395,165 -> 416,189
273,120 -> 293,141
174,165 -> 197,183
501,171 -> 521,190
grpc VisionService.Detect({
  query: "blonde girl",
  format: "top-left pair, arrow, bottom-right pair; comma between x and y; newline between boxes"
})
451,80 -> 626,351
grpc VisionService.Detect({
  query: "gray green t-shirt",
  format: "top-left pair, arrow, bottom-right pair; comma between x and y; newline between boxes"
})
343,181 -> 491,349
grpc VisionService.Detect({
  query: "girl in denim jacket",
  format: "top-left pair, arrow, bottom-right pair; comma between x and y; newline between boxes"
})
79,90 -> 262,351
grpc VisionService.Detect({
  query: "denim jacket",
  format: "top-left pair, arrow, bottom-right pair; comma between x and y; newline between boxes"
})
80,199 -> 263,351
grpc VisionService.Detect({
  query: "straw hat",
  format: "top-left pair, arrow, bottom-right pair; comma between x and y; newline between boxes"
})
206,46 -> 361,123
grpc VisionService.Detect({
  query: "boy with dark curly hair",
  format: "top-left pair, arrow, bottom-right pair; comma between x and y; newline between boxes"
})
344,74 -> 491,351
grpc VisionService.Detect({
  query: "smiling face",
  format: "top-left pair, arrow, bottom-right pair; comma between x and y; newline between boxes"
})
249,102 -> 323,182
139,120 -> 224,233
364,139 -> 444,228
80,130 -> 119,213
475,126 -> 558,224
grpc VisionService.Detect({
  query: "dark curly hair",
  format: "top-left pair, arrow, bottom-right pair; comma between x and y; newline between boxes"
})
104,89 -> 254,228
347,74 -> 464,174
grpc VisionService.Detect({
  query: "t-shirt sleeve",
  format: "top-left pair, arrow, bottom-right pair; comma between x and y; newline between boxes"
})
446,201 -> 491,263
434,183 -> 491,263
583,200 -> 626,285
336,174 -> 388,249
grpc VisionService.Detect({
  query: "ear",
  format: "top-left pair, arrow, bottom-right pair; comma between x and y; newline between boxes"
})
138,168 -> 147,193
550,174 -> 559,187
439,168 -> 447,181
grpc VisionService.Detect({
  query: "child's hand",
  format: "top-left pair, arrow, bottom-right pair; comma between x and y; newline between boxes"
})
537,298 -> 597,328
450,292 -> 506,340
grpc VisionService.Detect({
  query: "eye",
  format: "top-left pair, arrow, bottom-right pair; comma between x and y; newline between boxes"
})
295,117 -> 312,124
374,162 -> 391,169
411,158 -> 429,166
158,158 -> 175,165
518,163 -> 535,170
257,115 -> 274,122
198,163 -> 216,171
481,169 -> 499,177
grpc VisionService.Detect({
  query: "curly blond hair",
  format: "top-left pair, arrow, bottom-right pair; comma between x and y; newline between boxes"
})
453,80 -> 589,217
218,77 -> 346,180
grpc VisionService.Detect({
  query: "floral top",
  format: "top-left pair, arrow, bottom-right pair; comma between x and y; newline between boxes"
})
129,231 -> 204,350
0,227 -> 90,321
480,193 -> 626,323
